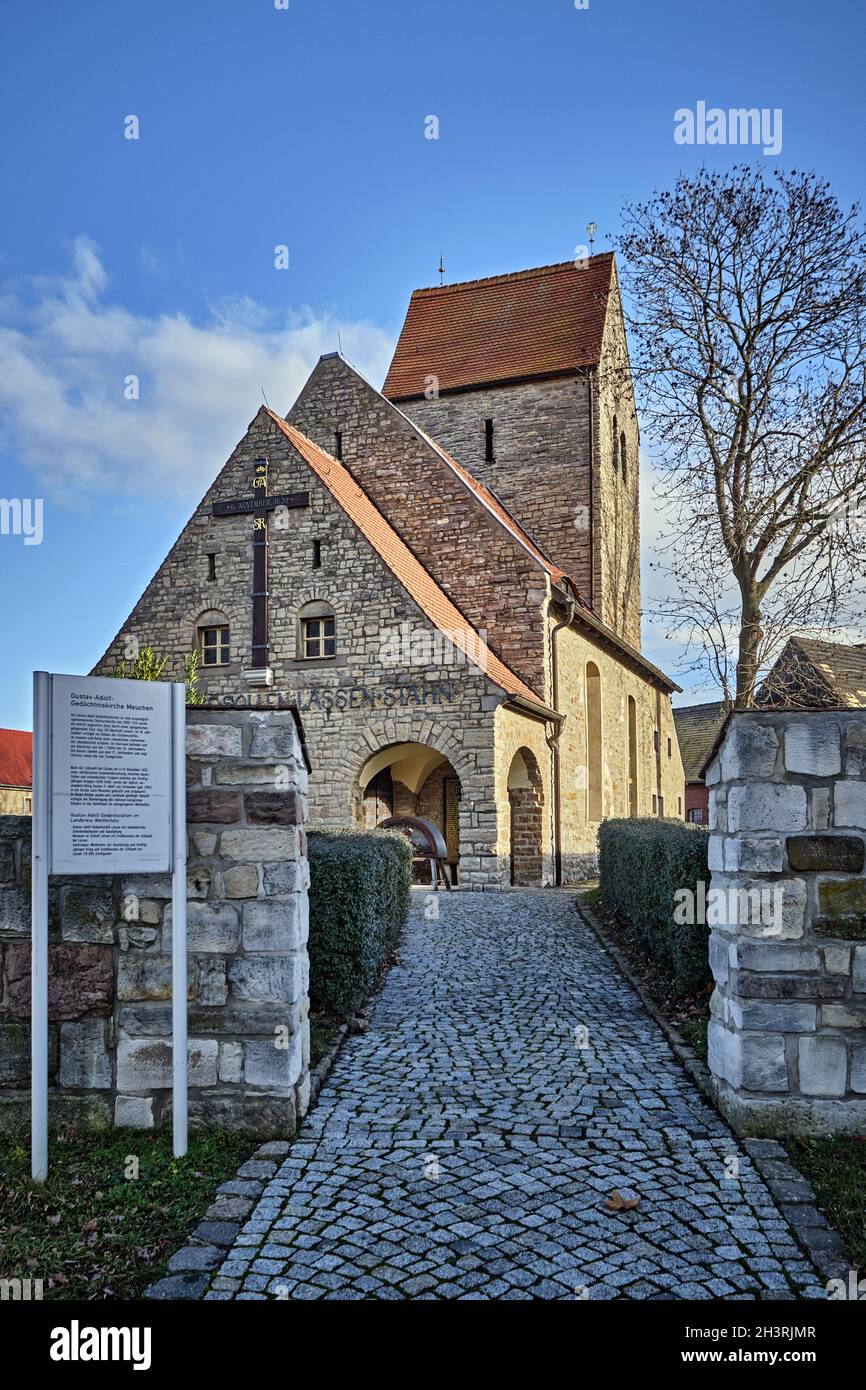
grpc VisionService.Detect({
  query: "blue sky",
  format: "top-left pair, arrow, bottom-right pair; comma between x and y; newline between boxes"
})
1,0 -> 864,729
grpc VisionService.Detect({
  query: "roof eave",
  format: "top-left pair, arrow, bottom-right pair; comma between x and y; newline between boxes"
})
386,364 -> 596,404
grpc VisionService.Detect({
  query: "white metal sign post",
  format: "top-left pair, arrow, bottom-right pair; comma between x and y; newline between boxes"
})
30,672 -> 187,1181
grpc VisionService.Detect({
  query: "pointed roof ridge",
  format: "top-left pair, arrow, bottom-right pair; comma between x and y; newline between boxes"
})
410,251 -> 615,297
265,410 -> 550,711
301,352 -> 577,593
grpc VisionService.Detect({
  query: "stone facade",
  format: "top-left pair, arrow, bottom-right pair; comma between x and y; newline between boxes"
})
89,358 -> 683,884
399,265 -> 641,649
288,355 -> 550,695
706,711 -> 866,1134
90,270 -> 684,888
0,707 -> 310,1136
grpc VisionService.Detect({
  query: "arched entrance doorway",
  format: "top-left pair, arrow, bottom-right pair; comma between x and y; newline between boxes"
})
507,747 -> 544,886
358,742 -> 462,883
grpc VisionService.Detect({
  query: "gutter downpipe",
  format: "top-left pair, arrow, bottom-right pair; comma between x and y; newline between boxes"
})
587,371 -> 595,612
546,574 -> 578,887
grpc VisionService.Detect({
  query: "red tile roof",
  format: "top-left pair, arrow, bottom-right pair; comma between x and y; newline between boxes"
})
0,728 -> 32,788
383,254 -> 614,399
266,411 -> 549,709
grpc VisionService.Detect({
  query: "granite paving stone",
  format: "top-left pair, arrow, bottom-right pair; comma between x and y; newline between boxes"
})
205,891 -> 826,1300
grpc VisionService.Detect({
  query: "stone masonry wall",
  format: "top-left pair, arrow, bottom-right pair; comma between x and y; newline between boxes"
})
0,707 -> 310,1137
289,355 -> 550,697
401,268 -> 643,651
706,710 -> 866,1135
402,375 -> 593,615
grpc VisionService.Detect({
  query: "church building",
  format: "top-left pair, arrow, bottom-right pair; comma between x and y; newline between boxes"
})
94,255 -> 685,887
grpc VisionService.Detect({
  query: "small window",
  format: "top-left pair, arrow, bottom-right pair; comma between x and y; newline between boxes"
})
678,796 -> 683,816
24,795 -> 32,814
688,807 -> 705,825
303,615 -> 336,659
312,539 -> 322,569
334,430 -> 343,461
652,794 -> 657,814
612,414 -> 619,472
484,418 -> 494,463
620,431 -> 627,482
658,795 -> 665,817
206,553 -> 217,582
200,625 -> 230,665
667,736 -> 672,758
653,729 -> 659,754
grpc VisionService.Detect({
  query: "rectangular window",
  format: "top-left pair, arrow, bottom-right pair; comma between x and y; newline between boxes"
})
678,796 -> 683,816
207,553 -> 217,582
334,430 -> 343,460
201,625 -> 230,665
658,795 -> 665,817
303,615 -> 336,659
653,729 -> 660,754
667,736 -> 672,758
484,418 -> 494,462
652,794 -> 657,814
688,807 -> 705,824
312,539 -> 322,569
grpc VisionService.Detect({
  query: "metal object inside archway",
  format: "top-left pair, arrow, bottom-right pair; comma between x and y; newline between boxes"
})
378,814 -> 453,890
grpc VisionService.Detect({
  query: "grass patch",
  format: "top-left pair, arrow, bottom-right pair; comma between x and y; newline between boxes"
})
310,1013 -> 342,1067
0,1128 -> 251,1300
678,1015 -> 709,1060
785,1137 -> 866,1274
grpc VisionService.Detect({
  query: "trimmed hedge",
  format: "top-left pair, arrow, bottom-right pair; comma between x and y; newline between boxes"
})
307,826 -> 413,1017
597,817 -> 711,999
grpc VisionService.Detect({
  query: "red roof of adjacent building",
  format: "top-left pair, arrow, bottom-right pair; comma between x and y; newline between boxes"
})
0,728 -> 32,788
383,254 -> 615,400
266,411 -> 550,711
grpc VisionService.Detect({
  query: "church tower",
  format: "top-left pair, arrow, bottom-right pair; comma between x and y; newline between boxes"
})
383,254 -> 642,650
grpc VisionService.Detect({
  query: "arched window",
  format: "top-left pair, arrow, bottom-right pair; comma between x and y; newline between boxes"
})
586,662 -> 603,822
298,600 -> 336,659
620,430 -> 628,483
627,695 -> 638,816
196,609 -> 231,666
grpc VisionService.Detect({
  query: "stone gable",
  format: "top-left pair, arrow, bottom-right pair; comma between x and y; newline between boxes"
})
287,355 -> 549,697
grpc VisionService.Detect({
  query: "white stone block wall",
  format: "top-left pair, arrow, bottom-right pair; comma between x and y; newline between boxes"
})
706,712 -> 866,1134
0,706 -> 311,1137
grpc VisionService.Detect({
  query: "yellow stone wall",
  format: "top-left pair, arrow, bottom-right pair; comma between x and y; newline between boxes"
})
555,623 -> 685,868
0,787 -> 31,816
493,704 -> 554,884
491,617 -> 686,882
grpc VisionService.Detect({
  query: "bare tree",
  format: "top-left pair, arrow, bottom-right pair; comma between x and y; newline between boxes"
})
615,167 -> 866,706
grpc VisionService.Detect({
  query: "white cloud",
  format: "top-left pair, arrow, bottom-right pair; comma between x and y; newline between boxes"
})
0,237 -> 395,503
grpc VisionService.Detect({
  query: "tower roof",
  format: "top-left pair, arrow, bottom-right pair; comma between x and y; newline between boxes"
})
383,254 -> 615,400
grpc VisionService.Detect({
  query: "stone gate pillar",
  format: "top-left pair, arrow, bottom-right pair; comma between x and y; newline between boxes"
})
0,703 -> 311,1138
705,711 -> 866,1134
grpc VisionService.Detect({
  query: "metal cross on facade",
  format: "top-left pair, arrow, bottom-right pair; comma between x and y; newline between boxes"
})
210,459 -> 309,676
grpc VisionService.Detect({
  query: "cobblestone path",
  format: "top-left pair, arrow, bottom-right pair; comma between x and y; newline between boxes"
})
207,891 -> 825,1300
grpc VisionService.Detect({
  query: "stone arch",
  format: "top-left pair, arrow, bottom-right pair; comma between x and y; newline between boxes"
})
192,607 -> 232,667
344,716 -> 481,882
507,747 -> 544,886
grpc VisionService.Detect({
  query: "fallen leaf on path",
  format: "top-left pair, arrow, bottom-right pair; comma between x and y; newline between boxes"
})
605,1190 -> 640,1212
